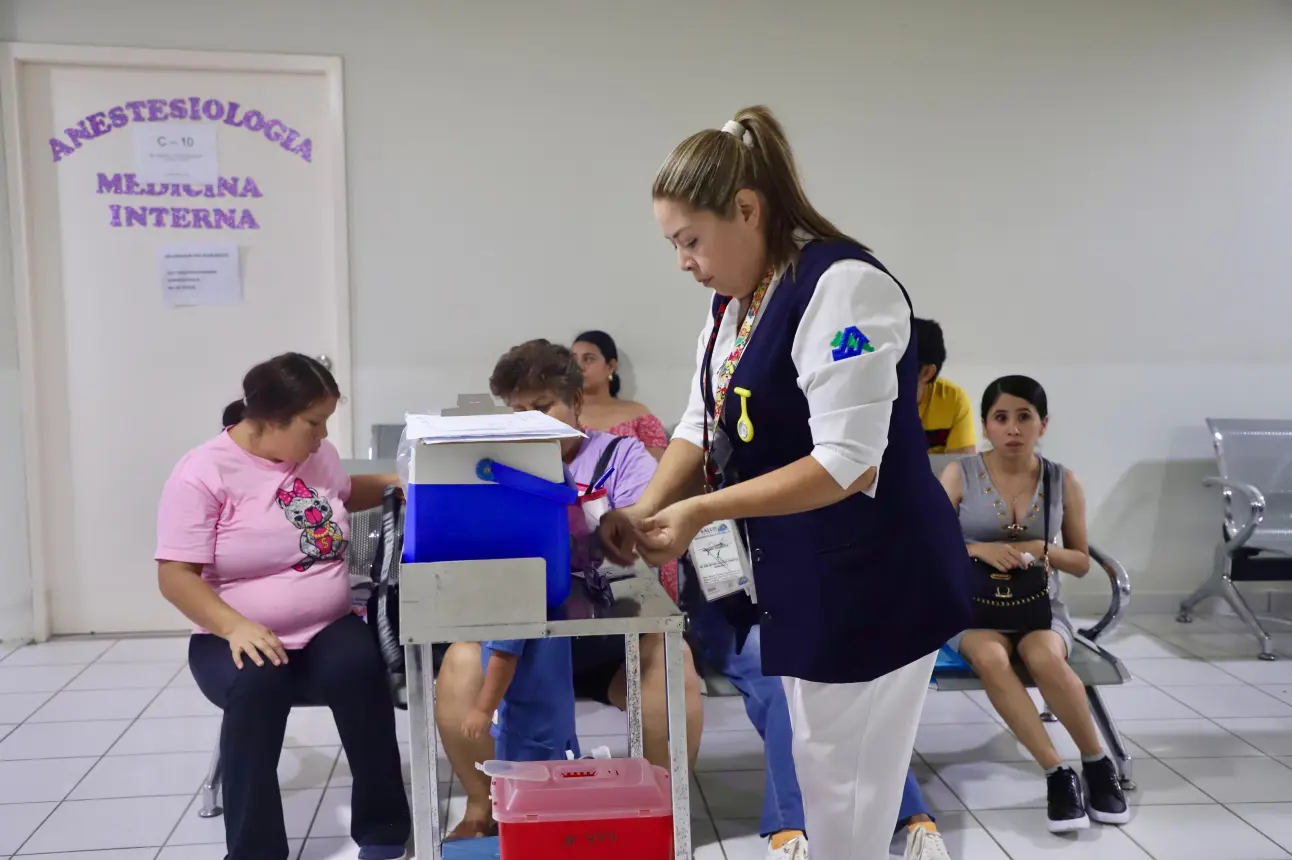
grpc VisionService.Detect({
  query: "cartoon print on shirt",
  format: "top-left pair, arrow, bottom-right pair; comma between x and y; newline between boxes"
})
275,478 -> 347,571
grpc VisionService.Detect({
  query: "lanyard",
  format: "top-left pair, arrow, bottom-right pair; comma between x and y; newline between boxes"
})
699,269 -> 774,489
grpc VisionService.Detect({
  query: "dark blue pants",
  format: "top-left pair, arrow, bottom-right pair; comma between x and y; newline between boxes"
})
689,593 -> 805,837
190,613 -> 410,860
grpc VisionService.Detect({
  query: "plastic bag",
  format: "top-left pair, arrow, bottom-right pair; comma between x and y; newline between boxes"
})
395,425 -> 414,488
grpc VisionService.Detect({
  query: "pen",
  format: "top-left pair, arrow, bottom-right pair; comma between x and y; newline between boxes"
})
591,466 -> 616,492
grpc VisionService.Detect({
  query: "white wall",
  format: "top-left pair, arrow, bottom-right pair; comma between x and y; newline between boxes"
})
2,0 -> 1291,636
0,2 -> 32,642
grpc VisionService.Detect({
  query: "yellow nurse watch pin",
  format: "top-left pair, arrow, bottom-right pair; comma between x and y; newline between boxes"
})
733,387 -> 754,443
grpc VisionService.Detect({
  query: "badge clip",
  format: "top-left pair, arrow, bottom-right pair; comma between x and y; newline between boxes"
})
733,387 -> 754,443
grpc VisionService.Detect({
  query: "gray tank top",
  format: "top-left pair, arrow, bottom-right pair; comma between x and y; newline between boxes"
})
957,453 -> 1073,632
958,453 -> 1064,545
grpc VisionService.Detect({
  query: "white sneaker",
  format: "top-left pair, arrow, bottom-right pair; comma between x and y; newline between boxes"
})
767,834 -> 809,860
905,826 -> 951,860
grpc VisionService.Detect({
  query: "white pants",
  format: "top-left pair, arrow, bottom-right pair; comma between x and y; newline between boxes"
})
783,650 -> 937,860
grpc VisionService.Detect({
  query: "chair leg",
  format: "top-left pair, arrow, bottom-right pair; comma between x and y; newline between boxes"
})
1177,568 -> 1223,623
1087,684 -> 1135,791
1217,575 -> 1278,660
198,743 -> 223,818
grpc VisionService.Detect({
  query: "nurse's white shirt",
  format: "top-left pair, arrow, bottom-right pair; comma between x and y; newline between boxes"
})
672,258 -> 912,495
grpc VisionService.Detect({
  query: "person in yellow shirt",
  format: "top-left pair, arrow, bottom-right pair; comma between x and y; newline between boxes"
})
914,318 -> 976,454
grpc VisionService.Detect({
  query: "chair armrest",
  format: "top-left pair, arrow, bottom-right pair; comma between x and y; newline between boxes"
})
1078,543 -> 1131,642
1203,476 -> 1265,552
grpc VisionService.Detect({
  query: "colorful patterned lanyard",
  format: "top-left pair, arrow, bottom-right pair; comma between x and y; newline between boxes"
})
700,269 -> 775,488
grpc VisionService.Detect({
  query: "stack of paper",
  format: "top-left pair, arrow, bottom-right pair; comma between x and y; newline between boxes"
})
405,411 -> 586,444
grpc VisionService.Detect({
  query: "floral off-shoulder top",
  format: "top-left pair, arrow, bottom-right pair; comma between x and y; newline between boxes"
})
599,412 -> 677,602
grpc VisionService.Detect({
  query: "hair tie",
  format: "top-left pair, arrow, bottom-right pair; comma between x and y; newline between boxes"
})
721,120 -> 753,149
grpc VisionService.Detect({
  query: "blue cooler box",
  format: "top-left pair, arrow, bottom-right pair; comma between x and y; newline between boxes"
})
404,450 -> 576,608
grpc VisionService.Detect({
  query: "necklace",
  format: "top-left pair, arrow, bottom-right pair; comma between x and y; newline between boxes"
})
982,451 -> 1043,537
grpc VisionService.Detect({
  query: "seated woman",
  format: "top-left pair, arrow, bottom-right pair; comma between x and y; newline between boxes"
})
436,339 -> 703,841
156,353 -> 409,860
940,375 -> 1128,834
573,330 -> 669,459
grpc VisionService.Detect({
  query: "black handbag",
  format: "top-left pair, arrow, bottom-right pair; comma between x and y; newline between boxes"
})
970,460 -> 1054,632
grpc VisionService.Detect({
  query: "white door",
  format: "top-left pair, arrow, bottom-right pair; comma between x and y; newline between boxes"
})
2,45 -> 353,635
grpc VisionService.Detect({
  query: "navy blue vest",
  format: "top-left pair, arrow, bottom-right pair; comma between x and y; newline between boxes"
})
713,241 -> 973,684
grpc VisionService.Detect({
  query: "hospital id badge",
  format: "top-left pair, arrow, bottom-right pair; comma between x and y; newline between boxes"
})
688,519 -> 753,602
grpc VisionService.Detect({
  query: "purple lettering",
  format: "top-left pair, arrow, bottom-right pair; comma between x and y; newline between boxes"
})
281,129 -> 300,152
242,110 -> 266,132
213,210 -> 237,229
183,185 -> 203,198
237,209 -> 260,229
65,121 -> 94,148
108,204 -> 122,227
168,98 -> 188,120
146,99 -> 167,121
223,101 -> 244,127
171,208 -> 192,228
192,209 -> 214,229
87,112 -> 110,137
124,206 -> 148,227
108,107 -> 129,128
148,207 -> 168,227
125,174 -> 143,195
202,99 -> 225,121
202,184 -> 215,199
263,120 -> 286,143
218,177 -> 238,197
49,137 -> 76,162
294,138 -> 313,163
189,97 -> 201,120
125,101 -> 148,122
240,177 -> 263,198
96,173 -> 124,194
168,183 -> 183,198
144,183 -> 166,197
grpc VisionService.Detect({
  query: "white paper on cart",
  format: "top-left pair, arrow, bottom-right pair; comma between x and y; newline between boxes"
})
404,411 -> 586,444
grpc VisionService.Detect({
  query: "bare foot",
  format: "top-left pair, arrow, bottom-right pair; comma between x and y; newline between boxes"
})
446,813 -> 498,841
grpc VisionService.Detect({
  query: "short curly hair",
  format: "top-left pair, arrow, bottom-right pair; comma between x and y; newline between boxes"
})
489,339 -> 584,404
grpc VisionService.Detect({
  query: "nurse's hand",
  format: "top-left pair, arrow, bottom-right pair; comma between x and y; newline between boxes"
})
598,506 -> 648,565
462,708 -> 492,742
636,499 -> 706,567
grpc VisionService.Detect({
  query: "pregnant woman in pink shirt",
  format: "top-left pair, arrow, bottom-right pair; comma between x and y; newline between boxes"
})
156,353 -> 409,860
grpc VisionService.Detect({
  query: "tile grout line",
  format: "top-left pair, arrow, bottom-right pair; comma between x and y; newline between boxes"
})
1220,800 -> 1292,859
8,647 -> 185,857
5,649 -> 118,857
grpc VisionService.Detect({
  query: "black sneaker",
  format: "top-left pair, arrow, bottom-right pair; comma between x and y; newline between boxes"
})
1046,766 -> 1090,833
1083,757 -> 1131,825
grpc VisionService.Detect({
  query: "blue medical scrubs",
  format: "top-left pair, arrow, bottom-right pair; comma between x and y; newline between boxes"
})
481,637 -> 580,762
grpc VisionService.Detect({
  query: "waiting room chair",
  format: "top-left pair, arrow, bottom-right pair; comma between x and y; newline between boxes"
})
370,423 -> 405,460
1178,418 -> 1292,660
928,543 -> 1136,790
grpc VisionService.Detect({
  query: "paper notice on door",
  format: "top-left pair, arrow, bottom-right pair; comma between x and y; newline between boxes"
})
134,122 -> 219,185
159,244 -> 241,307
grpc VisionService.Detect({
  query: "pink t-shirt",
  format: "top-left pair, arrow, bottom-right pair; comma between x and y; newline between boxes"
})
155,432 -> 354,649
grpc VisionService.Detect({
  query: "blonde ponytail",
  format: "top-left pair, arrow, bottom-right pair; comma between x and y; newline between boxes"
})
652,105 -> 863,271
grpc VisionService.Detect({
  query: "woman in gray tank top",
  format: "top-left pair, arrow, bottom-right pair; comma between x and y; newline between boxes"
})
939,376 -> 1128,835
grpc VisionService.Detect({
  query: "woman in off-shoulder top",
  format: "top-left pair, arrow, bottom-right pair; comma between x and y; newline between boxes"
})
572,330 -> 669,459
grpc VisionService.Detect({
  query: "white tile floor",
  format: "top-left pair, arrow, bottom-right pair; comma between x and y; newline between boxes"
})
2,616 -> 1292,859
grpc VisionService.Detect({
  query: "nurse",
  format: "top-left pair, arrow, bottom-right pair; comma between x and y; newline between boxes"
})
600,106 -> 973,860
